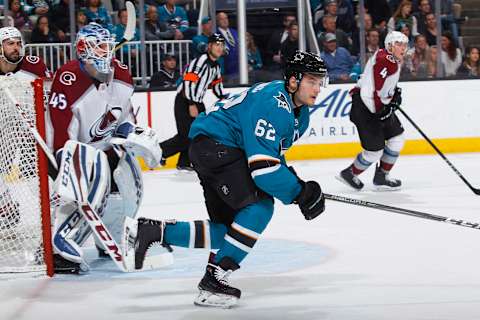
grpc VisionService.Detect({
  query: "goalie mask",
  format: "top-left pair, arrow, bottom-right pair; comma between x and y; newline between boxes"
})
76,23 -> 116,82
0,27 -> 25,65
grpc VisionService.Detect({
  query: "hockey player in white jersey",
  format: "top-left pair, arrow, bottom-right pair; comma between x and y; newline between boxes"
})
0,26 -> 51,80
337,31 -> 408,191
0,26 -> 51,231
46,23 -> 162,273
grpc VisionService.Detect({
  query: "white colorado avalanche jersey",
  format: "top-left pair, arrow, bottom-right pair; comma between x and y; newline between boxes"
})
0,55 -> 51,80
46,59 -> 135,152
357,48 -> 401,113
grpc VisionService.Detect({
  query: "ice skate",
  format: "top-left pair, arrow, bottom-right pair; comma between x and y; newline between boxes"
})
194,257 -> 241,309
123,217 -> 174,271
373,165 -> 401,191
336,166 -> 364,190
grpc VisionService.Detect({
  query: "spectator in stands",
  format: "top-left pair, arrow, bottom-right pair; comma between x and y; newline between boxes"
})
149,54 -> 180,89
192,16 -> 212,57
364,0 -> 390,28
423,12 -> 438,46
319,0 -> 354,34
50,0 -> 71,39
8,0 -> 33,38
457,47 -> 480,77
321,33 -> 353,81
114,8 -> 140,58
216,11 -> 239,81
317,14 -> 351,52
145,5 -> 175,40
76,9 -> 88,31
266,14 -> 296,68
246,32 -> 263,71
414,0 -> 431,35
351,12 -> 373,56
431,0 -> 459,46
23,0 -> 49,25
404,34 -> 429,77
365,28 -> 380,60
157,0 -> 194,40
398,22 -> 414,49
440,32 -> 461,77
335,0 -> 354,34
427,45 -> 442,77
30,14 -> 59,43
387,0 -> 419,36
280,22 -> 299,65
84,0 -> 113,32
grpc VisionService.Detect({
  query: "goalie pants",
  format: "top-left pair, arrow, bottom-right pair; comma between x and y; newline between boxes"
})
160,93 -> 205,167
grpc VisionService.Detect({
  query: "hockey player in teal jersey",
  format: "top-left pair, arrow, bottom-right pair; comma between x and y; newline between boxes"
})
126,51 -> 328,308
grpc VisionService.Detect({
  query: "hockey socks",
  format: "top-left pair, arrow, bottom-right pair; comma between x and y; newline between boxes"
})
164,221 -> 227,249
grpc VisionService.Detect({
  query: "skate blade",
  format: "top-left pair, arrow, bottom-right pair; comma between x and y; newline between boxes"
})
335,175 -> 363,191
194,290 -> 238,309
373,184 -> 402,192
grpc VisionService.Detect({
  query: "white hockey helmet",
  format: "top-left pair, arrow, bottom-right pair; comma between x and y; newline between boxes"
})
384,31 -> 408,52
0,26 -> 25,64
76,23 -> 116,79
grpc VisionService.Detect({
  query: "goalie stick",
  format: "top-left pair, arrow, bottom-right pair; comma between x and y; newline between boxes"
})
114,1 -> 136,52
0,79 -> 165,272
325,193 -> 480,231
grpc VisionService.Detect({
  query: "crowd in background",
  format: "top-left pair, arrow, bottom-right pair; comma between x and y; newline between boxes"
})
0,0 -> 478,87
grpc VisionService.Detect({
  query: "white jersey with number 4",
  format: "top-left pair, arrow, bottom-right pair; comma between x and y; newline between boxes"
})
46,59 -> 135,153
357,49 -> 401,113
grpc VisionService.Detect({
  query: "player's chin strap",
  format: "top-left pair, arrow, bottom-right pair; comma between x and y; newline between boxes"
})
110,122 -> 162,169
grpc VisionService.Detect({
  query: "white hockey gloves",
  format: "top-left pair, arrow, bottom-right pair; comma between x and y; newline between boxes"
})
110,122 -> 162,169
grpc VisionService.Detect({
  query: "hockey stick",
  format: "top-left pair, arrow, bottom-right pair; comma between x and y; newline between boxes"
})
114,1 -> 136,52
397,107 -> 480,195
325,193 -> 480,230
1,80 -> 130,272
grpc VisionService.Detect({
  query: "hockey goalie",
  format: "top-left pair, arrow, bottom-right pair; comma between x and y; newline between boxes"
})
46,23 -> 163,274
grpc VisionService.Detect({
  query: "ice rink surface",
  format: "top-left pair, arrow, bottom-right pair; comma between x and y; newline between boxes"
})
2,153 -> 480,320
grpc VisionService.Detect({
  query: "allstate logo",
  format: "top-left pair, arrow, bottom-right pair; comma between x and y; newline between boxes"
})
310,89 -> 352,118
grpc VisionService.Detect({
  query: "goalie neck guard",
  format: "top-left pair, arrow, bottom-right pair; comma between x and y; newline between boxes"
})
76,23 -> 116,82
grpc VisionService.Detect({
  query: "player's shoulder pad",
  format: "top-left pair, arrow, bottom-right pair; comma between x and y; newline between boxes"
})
51,60 -> 91,99
375,49 -> 399,73
112,58 -> 133,86
21,55 -> 51,78
252,81 -> 294,115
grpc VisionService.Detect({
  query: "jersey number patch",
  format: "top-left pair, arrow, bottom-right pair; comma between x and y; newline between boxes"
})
255,119 -> 275,141
379,67 -> 388,79
49,92 -> 67,110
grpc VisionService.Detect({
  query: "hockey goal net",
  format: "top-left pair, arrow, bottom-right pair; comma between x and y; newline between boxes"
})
0,76 -> 53,276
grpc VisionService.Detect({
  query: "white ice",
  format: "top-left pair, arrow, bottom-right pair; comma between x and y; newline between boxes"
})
2,153 -> 480,320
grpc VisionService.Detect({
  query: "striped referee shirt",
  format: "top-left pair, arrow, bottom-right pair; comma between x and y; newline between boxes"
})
178,53 -> 224,104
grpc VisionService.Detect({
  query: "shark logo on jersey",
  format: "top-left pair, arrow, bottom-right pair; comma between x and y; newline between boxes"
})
89,106 -> 123,143
274,92 -> 291,113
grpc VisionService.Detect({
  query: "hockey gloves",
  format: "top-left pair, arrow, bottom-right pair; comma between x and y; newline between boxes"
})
295,181 -> 325,220
377,87 -> 402,122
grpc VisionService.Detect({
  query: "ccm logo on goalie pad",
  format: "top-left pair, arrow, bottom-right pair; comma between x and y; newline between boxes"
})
61,150 -> 73,188
81,204 -> 123,262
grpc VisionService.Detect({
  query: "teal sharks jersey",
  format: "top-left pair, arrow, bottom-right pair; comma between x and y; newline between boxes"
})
189,80 -> 310,204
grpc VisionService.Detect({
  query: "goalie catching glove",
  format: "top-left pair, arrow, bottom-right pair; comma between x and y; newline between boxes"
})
110,122 -> 162,169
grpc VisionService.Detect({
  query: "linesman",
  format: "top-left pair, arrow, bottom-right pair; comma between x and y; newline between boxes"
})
159,33 -> 227,170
